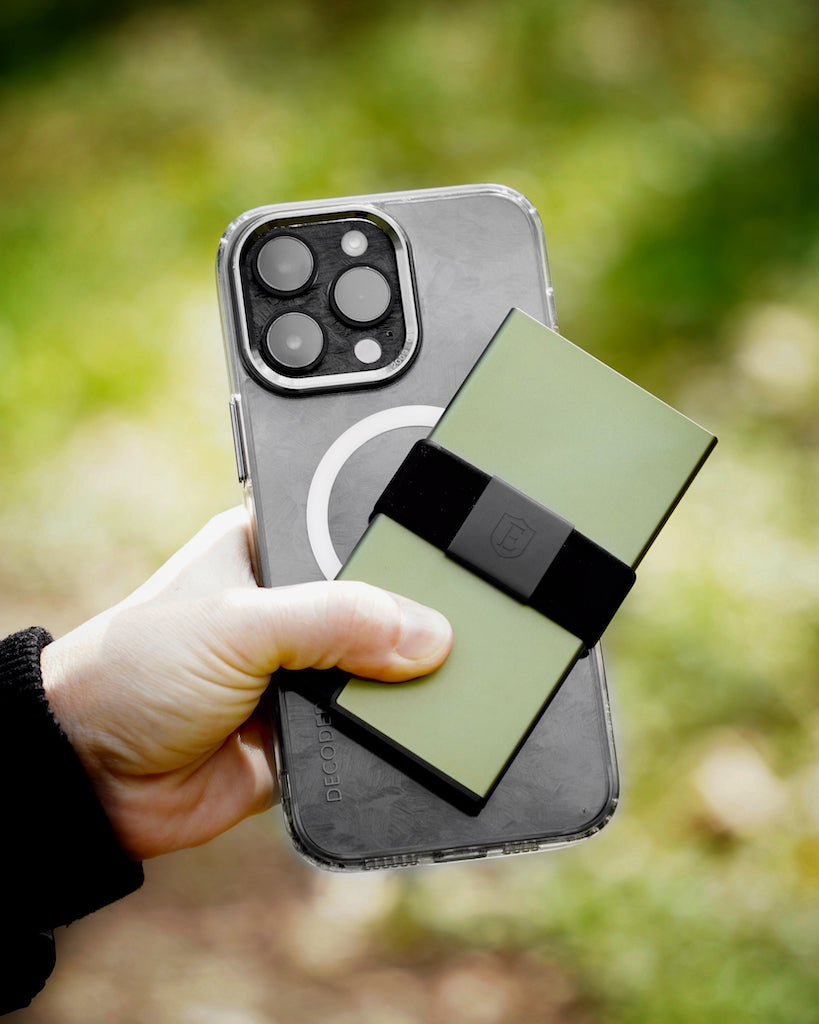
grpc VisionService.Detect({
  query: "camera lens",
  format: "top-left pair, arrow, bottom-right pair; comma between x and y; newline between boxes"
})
332,266 -> 391,326
264,312 -> 325,371
256,235 -> 314,294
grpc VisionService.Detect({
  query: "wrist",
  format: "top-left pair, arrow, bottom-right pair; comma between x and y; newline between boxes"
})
40,627 -> 145,856
0,627 -> 143,924
40,628 -> 110,791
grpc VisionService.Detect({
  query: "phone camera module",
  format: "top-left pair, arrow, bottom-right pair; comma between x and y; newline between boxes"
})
265,312 -> 325,371
332,266 -> 391,326
240,213 -> 417,392
256,235 -> 315,295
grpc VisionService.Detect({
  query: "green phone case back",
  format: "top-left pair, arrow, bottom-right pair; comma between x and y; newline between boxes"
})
334,310 -> 717,800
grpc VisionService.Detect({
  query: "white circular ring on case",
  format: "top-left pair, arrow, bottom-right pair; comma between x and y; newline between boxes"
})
306,405 -> 443,579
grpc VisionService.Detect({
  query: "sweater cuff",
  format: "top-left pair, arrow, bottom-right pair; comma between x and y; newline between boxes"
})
0,628 -> 144,935
0,929 -> 55,1014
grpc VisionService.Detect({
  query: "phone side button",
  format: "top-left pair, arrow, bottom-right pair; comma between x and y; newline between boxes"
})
229,394 -> 248,484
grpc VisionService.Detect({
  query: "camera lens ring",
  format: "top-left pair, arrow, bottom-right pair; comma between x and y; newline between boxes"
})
330,265 -> 393,327
254,234 -> 316,296
263,312 -> 326,373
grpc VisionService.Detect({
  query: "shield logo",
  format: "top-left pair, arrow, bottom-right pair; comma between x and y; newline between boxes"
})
491,513 -> 535,559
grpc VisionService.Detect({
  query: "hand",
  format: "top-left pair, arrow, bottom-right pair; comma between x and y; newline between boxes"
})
40,508 -> 452,860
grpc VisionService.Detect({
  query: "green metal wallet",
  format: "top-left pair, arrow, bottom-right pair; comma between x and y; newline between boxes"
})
317,309 -> 717,808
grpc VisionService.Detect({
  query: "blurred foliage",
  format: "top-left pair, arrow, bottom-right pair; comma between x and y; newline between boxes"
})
1,2 -> 817,1022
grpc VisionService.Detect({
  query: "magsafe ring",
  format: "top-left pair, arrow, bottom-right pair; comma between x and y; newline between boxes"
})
306,405 -> 443,579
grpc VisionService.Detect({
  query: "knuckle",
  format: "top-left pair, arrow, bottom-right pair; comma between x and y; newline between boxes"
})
328,582 -> 401,658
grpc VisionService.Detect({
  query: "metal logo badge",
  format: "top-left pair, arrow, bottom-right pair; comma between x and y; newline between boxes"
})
491,514 -> 536,559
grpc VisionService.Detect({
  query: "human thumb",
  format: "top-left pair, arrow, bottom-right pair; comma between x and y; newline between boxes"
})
218,580 -> 453,682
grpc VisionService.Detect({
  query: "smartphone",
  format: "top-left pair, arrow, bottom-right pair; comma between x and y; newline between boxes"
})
216,185 -> 620,868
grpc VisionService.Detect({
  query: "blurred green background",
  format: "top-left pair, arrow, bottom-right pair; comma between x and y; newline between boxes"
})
2,1 -> 817,1021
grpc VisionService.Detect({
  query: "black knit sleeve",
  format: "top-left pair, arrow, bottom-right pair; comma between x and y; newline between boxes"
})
0,627 -> 144,1013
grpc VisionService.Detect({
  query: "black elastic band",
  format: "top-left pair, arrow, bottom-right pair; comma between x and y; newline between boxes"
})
373,440 -> 635,647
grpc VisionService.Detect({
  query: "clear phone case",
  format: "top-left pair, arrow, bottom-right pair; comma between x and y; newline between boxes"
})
217,185 -> 619,869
